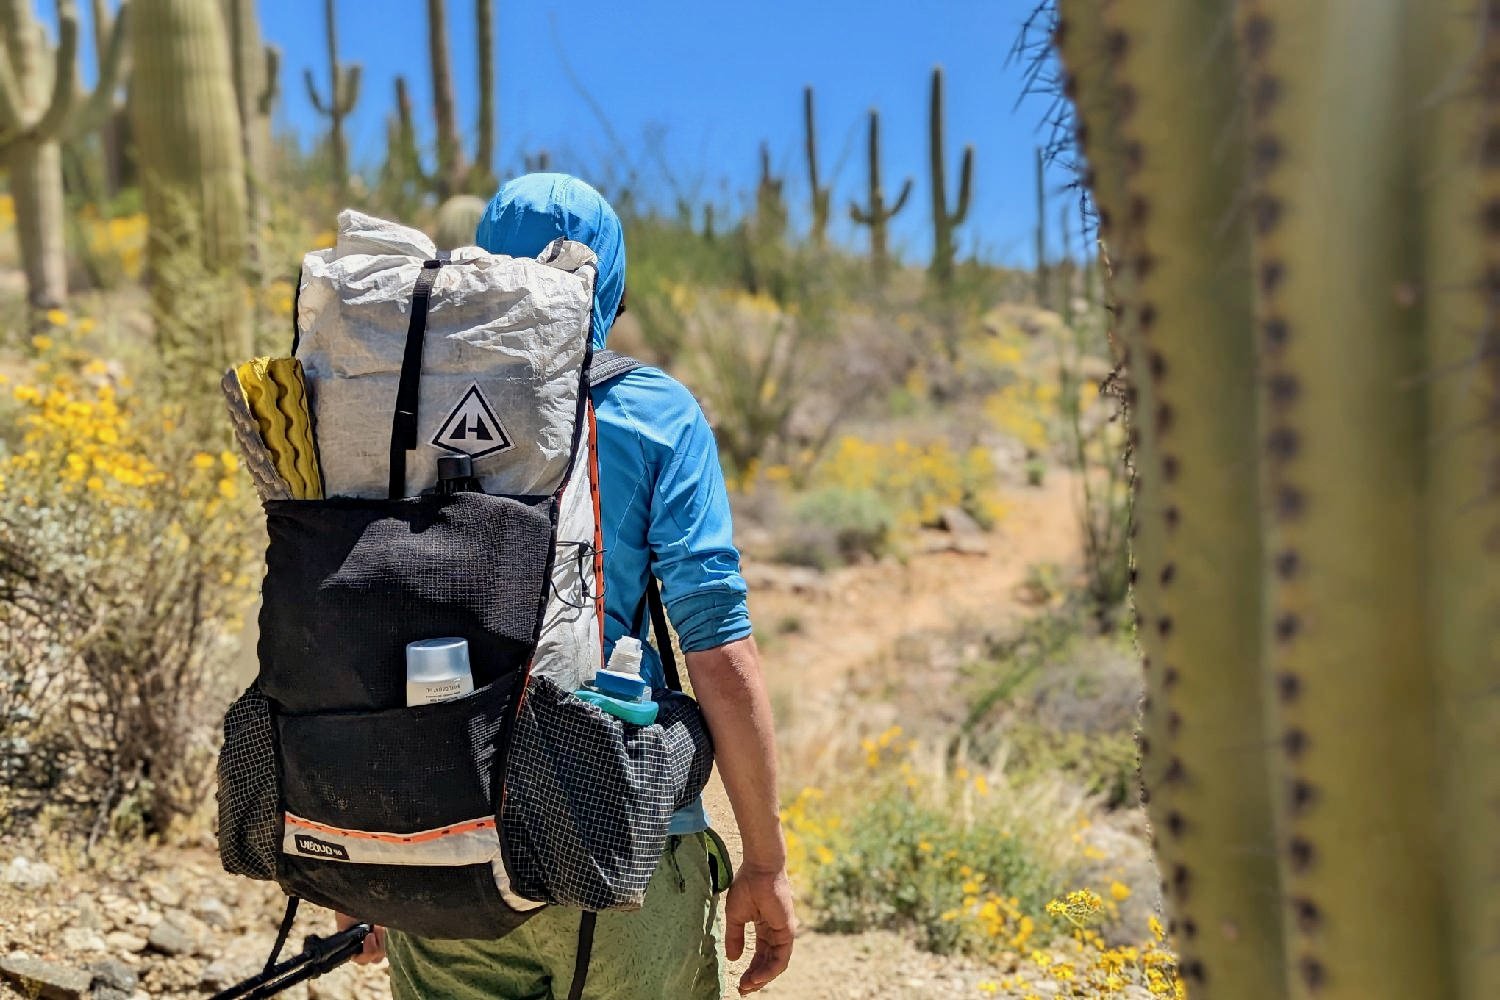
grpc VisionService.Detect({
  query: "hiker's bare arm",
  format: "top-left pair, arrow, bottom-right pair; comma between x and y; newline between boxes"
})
684,635 -> 795,995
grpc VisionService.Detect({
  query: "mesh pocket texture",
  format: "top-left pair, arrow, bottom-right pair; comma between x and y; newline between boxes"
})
274,675 -> 531,939
259,492 -> 552,712
501,676 -> 715,910
217,686 -> 280,880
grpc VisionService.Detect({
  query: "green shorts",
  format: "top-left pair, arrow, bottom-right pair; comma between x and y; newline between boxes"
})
387,831 -> 732,1000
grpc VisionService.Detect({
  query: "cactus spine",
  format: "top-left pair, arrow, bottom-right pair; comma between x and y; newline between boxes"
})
129,0 -> 248,360
304,0 -> 359,197
849,107 -> 912,284
926,65 -> 972,290
1058,1 -> 1500,997
0,0 -> 128,308
802,85 -> 829,247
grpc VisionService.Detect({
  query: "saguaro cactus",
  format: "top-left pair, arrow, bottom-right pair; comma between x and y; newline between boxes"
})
1033,148 -> 1049,308
926,66 -> 973,290
130,0 -> 248,362
848,108 -> 912,283
223,0 -> 277,270
470,0 -> 494,191
426,0 -> 464,200
87,0 -> 128,194
304,0 -> 359,197
753,141 -> 787,243
378,74 -> 426,219
802,85 -> 830,247
1055,1 -> 1500,999
0,0 -> 128,309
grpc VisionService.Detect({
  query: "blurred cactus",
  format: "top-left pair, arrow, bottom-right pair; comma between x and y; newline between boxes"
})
926,66 -> 972,290
470,0 -> 494,191
1033,148 -> 1048,308
523,149 -> 551,173
378,74 -> 427,219
1056,1 -> 1500,999
849,107 -> 912,283
303,0 -> 359,198
802,85 -> 830,247
432,193 -> 484,250
426,0 -> 463,199
130,0 -> 248,361
0,0 -> 128,309
87,0 -> 128,194
755,141 -> 787,242
222,0 -> 277,274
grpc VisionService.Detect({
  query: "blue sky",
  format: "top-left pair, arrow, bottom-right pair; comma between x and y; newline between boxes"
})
89,1 -> 1074,265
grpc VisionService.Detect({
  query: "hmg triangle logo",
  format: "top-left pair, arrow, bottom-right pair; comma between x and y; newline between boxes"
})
431,383 -> 513,459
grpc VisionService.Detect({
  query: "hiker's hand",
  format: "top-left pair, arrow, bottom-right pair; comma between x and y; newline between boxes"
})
725,866 -> 795,995
335,912 -> 387,965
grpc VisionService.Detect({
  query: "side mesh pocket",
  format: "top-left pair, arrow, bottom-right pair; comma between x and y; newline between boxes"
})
500,676 -> 715,910
217,686 -> 280,880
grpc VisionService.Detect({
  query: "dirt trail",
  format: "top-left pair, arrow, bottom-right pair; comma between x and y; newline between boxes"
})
708,475 -> 1082,998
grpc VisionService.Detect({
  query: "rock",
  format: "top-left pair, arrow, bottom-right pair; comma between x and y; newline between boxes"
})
60,929 -> 108,953
198,959 -> 235,992
742,562 -> 830,596
3,856 -> 59,891
86,959 -> 137,994
0,953 -> 94,999
146,915 -> 197,957
91,990 -> 130,1000
102,932 -> 146,954
190,896 -> 233,930
919,533 -> 990,557
937,506 -> 982,535
71,900 -> 105,932
143,879 -> 181,909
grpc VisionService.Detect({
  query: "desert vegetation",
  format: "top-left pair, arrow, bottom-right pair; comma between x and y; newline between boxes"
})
0,1 -> 1489,999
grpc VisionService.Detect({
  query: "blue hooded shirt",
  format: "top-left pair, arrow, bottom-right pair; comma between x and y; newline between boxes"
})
476,174 -> 751,835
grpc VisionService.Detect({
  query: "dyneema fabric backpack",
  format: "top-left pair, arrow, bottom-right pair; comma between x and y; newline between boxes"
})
215,212 -> 715,941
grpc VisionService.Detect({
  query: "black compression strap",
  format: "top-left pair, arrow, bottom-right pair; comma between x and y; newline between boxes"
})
647,576 -> 682,691
388,252 -> 450,499
566,911 -> 597,1000
262,896 -> 300,974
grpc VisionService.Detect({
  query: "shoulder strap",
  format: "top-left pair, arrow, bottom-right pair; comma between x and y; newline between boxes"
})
585,349 -> 646,388
586,350 -> 682,690
646,577 -> 682,691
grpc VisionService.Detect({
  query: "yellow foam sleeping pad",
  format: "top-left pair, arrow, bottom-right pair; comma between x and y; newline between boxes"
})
231,357 -> 324,500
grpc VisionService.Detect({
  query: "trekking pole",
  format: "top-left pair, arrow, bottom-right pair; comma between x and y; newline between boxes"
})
207,923 -> 372,1000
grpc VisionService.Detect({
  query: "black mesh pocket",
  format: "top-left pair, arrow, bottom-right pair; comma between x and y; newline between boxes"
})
500,676 -> 715,910
217,686 -> 280,880
259,492 -> 553,712
274,674 -> 533,939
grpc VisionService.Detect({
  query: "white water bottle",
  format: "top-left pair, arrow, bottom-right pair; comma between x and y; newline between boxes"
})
406,638 -> 475,706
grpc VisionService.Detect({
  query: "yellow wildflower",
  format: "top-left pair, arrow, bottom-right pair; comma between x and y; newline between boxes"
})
44,308 -> 67,327
1110,880 -> 1132,902
31,334 -> 54,351
192,452 -> 216,470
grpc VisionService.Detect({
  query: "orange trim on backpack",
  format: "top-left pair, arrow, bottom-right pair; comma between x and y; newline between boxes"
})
587,399 -> 606,650
284,813 -> 496,845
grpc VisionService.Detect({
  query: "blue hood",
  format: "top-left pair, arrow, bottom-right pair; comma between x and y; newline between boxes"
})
474,173 -> 625,350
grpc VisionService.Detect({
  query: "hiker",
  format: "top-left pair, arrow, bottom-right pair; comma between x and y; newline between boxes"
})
335,173 -> 796,999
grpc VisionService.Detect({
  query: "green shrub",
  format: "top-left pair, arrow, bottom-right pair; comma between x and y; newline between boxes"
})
776,486 -> 894,569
